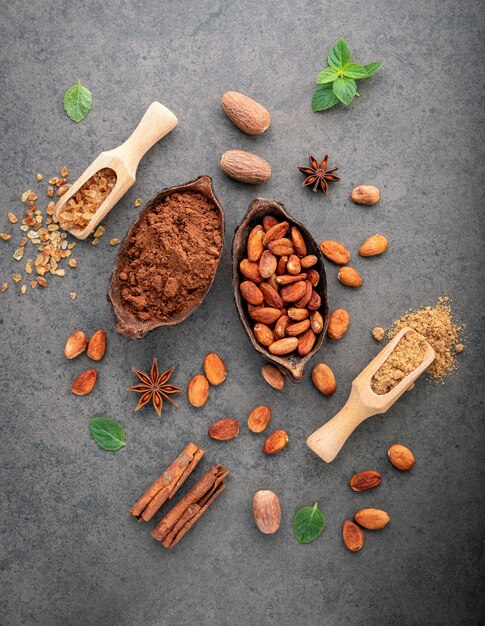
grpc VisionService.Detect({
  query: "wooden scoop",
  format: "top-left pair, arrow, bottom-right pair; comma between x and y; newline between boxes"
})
54,102 -> 178,239
307,327 -> 435,463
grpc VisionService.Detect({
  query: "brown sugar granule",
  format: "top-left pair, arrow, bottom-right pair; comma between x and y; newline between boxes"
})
1,170 -> 84,294
59,167 -> 116,230
118,191 -> 222,322
372,326 -> 385,342
371,331 -> 428,395
387,297 -> 463,381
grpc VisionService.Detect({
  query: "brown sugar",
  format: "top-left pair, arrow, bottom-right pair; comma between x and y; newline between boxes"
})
388,297 -> 463,380
59,168 -> 116,230
371,298 -> 464,394
371,331 -> 428,395
372,326 -> 385,342
117,191 -> 222,322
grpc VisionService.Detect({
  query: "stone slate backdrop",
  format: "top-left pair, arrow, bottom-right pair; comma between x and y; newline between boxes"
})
0,1 -> 484,625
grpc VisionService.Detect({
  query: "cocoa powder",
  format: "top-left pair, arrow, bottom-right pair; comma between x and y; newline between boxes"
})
118,191 -> 222,322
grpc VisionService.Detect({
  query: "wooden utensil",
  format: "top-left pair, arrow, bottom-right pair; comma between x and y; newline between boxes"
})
54,102 -> 178,240
307,327 -> 435,462
232,198 -> 330,382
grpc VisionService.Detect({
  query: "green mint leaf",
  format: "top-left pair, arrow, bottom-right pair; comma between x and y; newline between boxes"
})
293,503 -> 325,544
64,80 -> 92,123
312,84 -> 339,111
316,67 -> 340,84
89,417 -> 126,451
342,63 -> 369,79
333,77 -> 356,105
363,61 -> 384,77
328,39 -> 351,69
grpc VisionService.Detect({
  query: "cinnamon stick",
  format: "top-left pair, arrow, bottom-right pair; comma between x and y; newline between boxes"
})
130,443 -> 204,522
151,464 -> 229,548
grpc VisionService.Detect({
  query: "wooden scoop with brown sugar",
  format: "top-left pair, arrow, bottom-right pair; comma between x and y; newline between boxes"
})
307,328 -> 435,463
54,102 -> 177,239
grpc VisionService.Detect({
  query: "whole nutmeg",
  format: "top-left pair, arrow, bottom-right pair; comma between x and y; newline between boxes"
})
252,490 -> 281,534
388,443 -> 415,470
351,185 -> 380,206
221,91 -> 271,136
220,150 -> 271,185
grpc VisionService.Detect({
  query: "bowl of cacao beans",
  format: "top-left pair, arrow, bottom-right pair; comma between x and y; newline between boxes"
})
232,198 -> 329,382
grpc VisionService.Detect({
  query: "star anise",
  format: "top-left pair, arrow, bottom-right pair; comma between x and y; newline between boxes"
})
298,154 -> 340,194
129,358 -> 181,417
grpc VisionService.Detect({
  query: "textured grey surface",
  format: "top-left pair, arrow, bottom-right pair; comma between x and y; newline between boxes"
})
1,1 -> 484,625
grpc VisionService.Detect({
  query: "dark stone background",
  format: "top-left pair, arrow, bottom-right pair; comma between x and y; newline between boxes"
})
1,1 -> 484,624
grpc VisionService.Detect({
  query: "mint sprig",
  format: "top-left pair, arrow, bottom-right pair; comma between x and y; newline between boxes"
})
312,39 -> 383,111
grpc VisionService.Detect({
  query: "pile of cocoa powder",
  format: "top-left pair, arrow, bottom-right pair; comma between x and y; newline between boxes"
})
118,191 -> 222,322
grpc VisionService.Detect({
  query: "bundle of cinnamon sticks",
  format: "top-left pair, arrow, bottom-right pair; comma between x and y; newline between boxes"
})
130,442 -> 229,548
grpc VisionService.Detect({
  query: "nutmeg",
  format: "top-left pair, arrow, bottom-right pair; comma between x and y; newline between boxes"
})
221,91 -> 271,136
220,150 -> 271,184
252,490 -> 281,534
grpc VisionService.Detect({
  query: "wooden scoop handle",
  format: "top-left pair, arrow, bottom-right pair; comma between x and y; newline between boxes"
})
118,102 -> 178,174
306,392 -> 374,463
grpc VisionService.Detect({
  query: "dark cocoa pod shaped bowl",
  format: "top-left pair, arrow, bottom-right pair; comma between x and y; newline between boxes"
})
108,175 -> 224,339
232,198 -> 329,382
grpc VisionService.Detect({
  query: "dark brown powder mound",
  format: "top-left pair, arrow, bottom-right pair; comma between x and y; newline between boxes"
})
118,191 -> 222,322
